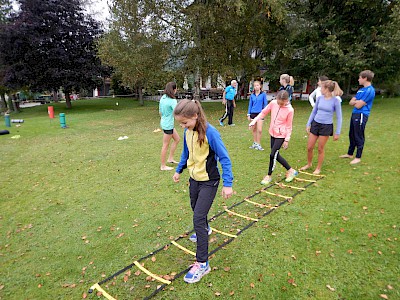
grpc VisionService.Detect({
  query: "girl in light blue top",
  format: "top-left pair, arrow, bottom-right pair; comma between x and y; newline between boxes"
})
159,82 -> 180,171
301,80 -> 343,175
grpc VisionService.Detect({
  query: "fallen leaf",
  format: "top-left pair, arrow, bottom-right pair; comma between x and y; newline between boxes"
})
229,291 -> 235,296
38,284 -> 42,288
215,291 -> 221,296
315,250 -> 321,256
123,275 -> 129,282
96,291 -> 102,296
342,216 -> 349,221
134,270 -> 141,276
347,249 -> 353,254
291,255 -> 297,260
378,251 -> 382,255
326,284 -> 335,292
250,282 -> 255,288
151,256 -> 156,262
362,206 -> 368,210
82,292 -> 87,299
169,287 -> 175,291
144,285 -> 151,288
380,294 -> 388,299
117,233 -> 125,238
224,267 -> 231,272
340,228 -> 345,233
387,285 -> 393,290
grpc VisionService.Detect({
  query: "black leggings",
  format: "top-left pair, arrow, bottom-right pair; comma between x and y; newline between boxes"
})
219,100 -> 234,125
268,136 -> 291,175
189,178 -> 219,263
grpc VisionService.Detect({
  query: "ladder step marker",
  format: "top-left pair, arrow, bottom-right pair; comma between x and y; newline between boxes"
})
298,170 -> 326,177
209,226 -> 238,238
90,283 -> 116,300
171,241 -> 196,256
275,182 -> 306,190
262,190 -> 293,200
295,177 -> 316,183
225,208 -> 259,222
133,261 -> 171,285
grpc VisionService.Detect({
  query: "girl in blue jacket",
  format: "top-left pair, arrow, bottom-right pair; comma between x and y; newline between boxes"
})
173,99 -> 233,284
247,80 -> 268,150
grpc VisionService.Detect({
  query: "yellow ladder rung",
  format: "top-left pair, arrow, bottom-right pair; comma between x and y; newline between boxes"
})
298,170 -> 325,177
295,177 -> 316,183
225,208 -> 258,222
244,198 -> 265,206
171,241 -> 196,256
90,283 -> 116,300
133,261 -> 171,285
275,182 -> 306,190
262,190 -> 293,200
209,226 -> 238,238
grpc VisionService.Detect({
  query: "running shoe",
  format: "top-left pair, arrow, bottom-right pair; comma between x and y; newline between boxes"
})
228,123 -> 235,126
184,261 -> 211,283
189,226 -> 212,243
256,144 -> 264,151
285,170 -> 298,182
219,120 -> 224,126
261,176 -> 272,185
249,142 -> 257,149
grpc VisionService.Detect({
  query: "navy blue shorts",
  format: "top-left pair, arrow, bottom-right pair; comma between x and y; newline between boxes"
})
310,120 -> 333,136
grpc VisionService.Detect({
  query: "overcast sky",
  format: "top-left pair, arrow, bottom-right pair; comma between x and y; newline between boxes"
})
85,0 -> 110,23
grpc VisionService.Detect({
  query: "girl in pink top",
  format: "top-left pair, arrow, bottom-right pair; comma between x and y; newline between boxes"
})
249,90 -> 298,184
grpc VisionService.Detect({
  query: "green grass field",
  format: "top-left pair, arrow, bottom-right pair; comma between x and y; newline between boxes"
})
0,97 -> 399,300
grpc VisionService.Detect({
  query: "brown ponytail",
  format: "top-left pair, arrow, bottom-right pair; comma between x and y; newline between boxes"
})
164,82 -> 177,99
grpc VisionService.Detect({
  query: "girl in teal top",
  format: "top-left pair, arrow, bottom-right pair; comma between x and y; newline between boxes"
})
159,82 -> 180,171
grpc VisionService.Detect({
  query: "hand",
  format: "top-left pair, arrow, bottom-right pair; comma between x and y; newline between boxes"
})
222,99 -> 226,105
283,141 -> 289,149
172,172 -> 180,183
222,186 -> 233,199
247,115 -> 251,121
333,134 -> 339,141
249,120 -> 256,129
233,102 -> 236,108
306,126 -> 311,134
349,98 -> 356,106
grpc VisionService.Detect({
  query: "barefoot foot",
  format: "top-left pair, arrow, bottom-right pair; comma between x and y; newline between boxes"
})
300,164 -> 312,171
350,158 -> 361,165
160,166 -> 173,171
313,169 -> 321,175
339,154 -> 353,158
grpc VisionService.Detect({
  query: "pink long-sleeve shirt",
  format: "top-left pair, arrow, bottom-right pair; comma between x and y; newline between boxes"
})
256,100 -> 294,141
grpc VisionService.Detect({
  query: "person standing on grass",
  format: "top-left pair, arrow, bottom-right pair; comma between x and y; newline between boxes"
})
279,74 -> 294,102
159,82 -> 180,171
308,76 -> 329,107
340,70 -> 376,165
247,80 -> 268,151
249,90 -> 298,184
173,99 -> 233,284
219,80 -> 238,126
300,80 -> 343,174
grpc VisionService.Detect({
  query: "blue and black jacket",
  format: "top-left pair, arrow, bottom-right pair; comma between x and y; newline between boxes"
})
176,123 -> 233,187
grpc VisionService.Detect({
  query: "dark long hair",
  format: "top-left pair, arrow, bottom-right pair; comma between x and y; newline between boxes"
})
174,99 -> 208,146
164,82 -> 177,99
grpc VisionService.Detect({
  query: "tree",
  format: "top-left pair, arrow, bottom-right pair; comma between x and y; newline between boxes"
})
0,0 -> 12,112
0,0 -> 106,108
98,0 -> 173,105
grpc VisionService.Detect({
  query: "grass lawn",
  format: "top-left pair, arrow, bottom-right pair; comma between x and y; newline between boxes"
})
0,96 -> 399,300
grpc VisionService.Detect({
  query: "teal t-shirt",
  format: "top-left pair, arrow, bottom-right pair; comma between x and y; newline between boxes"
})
159,94 -> 177,130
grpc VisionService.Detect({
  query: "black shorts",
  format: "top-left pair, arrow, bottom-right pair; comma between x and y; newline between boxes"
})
250,113 -> 259,120
163,129 -> 174,135
310,120 -> 333,136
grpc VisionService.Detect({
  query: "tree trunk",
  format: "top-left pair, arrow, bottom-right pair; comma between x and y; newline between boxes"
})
65,92 -> 72,108
138,86 -> 144,106
6,94 -> 14,112
0,93 -> 7,113
52,90 -> 59,102
194,68 -> 201,101
11,94 -> 20,113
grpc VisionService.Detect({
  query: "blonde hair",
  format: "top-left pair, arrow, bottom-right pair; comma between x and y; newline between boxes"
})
280,74 -> 294,86
322,80 -> 343,97
174,99 -> 208,146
